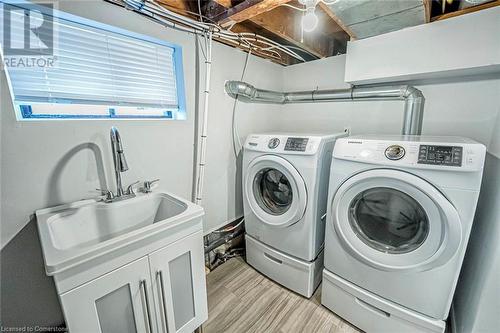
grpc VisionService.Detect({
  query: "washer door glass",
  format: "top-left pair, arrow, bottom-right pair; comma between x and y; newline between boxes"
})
349,187 -> 429,254
331,169 -> 463,271
245,155 -> 307,227
253,168 -> 293,215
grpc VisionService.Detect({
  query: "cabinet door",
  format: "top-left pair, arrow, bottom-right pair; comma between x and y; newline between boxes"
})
149,230 -> 208,333
60,257 -> 158,333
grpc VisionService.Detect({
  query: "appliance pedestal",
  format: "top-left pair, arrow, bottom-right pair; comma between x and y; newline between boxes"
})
321,269 -> 445,333
245,234 -> 322,298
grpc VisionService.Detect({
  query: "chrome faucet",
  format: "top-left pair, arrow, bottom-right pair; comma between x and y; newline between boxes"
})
110,126 -> 128,196
99,127 -> 137,202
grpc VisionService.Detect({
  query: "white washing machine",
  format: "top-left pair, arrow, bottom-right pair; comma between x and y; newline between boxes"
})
243,132 -> 346,297
321,135 -> 486,333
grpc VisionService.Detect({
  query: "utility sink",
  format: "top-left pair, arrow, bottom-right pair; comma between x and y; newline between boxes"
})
36,191 -> 204,276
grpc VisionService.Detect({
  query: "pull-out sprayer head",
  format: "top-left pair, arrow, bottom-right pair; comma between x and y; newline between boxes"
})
110,126 -> 129,172
118,153 -> 129,172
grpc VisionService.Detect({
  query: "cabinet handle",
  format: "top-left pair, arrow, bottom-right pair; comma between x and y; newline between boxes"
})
156,270 -> 169,333
140,279 -> 154,333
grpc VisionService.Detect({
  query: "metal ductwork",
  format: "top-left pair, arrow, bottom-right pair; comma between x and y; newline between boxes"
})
225,81 -> 425,135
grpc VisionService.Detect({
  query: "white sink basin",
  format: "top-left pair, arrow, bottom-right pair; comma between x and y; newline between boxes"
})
36,191 -> 204,275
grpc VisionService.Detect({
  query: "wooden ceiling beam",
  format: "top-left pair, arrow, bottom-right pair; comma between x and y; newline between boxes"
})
431,0 -> 500,21
205,0 -> 349,58
155,0 -> 198,18
250,3 -> 350,58
155,0 -> 188,12
422,0 -> 431,23
205,0 -> 328,58
249,7 -> 325,58
156,0 -> 348,63
211,0 -> 293,28
155,0 -> 295,65
229,22 -> 296,65
318,2 -> 356,40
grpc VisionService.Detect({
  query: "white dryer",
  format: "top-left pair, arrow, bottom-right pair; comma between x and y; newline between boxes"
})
321,135 -> 486,333
243,132 -> 346,297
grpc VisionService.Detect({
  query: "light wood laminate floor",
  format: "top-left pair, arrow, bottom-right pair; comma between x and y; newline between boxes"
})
203,258 -> 361,333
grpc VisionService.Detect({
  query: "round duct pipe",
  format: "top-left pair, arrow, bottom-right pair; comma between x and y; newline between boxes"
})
224,80 -> 425,136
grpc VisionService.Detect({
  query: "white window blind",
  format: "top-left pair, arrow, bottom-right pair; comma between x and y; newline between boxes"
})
5,7 -> 184,118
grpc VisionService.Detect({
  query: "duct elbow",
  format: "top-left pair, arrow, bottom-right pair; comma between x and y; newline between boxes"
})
402,86 -> 425,101
401,86 -> 425,136
225,81 -> 256,100
224,80 -> 286,104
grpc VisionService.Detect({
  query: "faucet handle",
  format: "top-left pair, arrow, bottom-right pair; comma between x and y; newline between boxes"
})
143,179 -> 160,193
125,181 -> 140,195
96,188 -> 114,202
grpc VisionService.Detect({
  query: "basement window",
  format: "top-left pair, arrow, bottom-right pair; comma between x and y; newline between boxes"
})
3,2 -> 186,120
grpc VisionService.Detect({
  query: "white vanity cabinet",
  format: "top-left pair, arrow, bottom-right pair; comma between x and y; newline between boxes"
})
59,230 -> 207,333
149,231 -> 207,333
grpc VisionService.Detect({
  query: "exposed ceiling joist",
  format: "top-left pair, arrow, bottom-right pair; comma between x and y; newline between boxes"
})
204,0 -> 349,60
228,22 -> 296,65
213,0 -> 293,28
423,0 -> 431,23
111,0 -> 499,66
324,0 -> 427,39
318,2 -> 356,40
431,0 -> 500,21
156,0 -> 191,15
250,5 -> 348,59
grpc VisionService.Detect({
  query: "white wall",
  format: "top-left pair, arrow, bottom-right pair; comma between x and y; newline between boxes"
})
0,0 -> 282,327
270,55 -> 500,156
200,43 -> 283,234
452,153 -> 500,333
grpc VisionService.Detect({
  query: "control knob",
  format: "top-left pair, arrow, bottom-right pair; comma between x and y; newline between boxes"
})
385,145 -> 405,160
268,138 -> 280,149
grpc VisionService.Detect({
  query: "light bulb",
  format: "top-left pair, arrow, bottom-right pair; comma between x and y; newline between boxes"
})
302,9 -> 318,32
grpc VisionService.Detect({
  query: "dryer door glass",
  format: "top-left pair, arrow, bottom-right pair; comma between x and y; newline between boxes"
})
253,168 -> 293,215
348,187 -> 429,254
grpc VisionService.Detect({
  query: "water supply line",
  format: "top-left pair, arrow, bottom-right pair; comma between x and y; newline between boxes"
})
224,81 -> 425,135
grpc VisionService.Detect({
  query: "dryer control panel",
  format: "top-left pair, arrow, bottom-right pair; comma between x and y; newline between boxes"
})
418,145 -> 463,166
285,137 -> 309,151
244,133 -> 345,155
332,136 -> 486,172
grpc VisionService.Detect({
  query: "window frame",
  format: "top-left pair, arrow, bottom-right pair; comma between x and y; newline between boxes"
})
2,0 -> 187,121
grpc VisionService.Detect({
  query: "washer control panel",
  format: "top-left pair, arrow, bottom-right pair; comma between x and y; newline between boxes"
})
285,137 -> 309,151
418,145 -> 463,166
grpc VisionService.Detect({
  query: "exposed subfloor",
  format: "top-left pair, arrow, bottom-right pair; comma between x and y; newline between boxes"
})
203,257 -> 361,333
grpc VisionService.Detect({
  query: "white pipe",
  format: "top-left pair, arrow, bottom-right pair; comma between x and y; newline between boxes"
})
194,31 -> 213,205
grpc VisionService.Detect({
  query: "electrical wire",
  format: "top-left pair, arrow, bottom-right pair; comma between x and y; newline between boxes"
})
261,44 -> 320,59
197,0 -> 203,22
231,49 -> 251,157
281,3 -> 306,11
115,0 -> 306,63
212,218 -> 245,233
